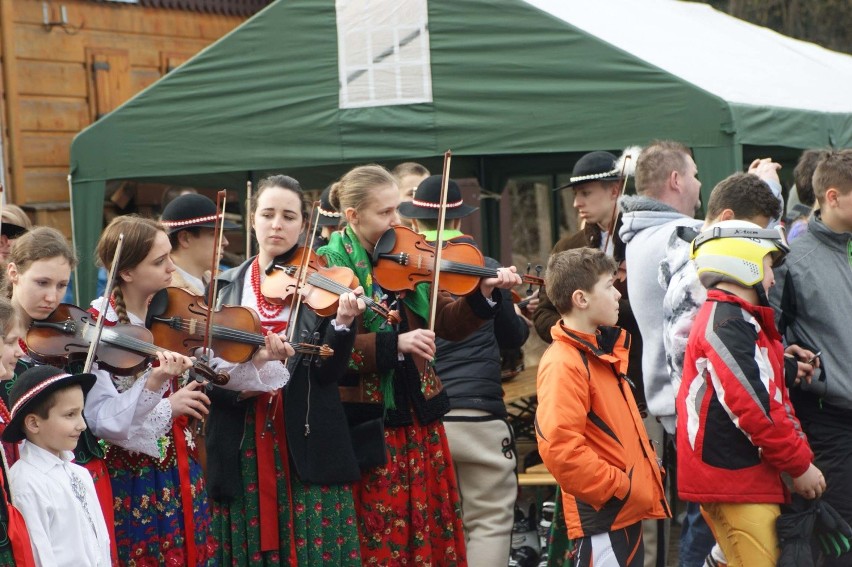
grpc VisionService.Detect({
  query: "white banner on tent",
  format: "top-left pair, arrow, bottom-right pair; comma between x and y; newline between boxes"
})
336,0 -> 433,109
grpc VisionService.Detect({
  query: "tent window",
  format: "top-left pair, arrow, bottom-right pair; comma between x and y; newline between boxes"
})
336,0 -> 433,109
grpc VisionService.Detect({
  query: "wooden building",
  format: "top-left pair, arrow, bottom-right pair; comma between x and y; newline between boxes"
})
0,0 -> 270,233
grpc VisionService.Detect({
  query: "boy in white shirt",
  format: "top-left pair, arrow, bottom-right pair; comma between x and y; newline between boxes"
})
2,365 -> 111,566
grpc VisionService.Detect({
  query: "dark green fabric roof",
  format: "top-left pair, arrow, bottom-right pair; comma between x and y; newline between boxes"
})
69,0 -> 852,302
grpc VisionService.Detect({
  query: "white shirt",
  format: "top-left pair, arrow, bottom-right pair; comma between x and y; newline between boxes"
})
84,299 -> 171,458
9,442 -> 111,567
174,266 -> 204,296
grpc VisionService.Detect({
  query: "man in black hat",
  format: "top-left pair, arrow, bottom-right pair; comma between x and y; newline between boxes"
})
399,175 -> 528,567
160,193 -> 240,295
532,152 -> 642,391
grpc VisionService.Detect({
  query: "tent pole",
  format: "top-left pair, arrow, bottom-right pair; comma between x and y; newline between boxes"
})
693,143 -> 742,208
67,173 -> 81,306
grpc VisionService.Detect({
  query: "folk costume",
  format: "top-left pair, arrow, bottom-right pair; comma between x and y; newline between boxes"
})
398,176 -> 528,566
206,249 -> 361,566
88,299 -> 216,566
318,225 -> 499,566
7,326 -> 172,564
3,366 -> 107,567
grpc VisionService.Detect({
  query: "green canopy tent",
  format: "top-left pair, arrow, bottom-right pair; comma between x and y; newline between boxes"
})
69,0 -> 852,303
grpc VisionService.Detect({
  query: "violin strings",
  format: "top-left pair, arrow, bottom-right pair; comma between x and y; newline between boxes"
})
85,326 -> 162,357
409,255 -> 536,281
306,273 -> 390,315
153,318 -> 321,354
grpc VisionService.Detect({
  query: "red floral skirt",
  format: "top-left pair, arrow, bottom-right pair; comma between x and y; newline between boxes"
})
354,419 -> 467,566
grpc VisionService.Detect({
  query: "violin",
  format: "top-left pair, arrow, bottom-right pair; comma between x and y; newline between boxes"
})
146,287 -> 334,364
26,303 -> 229,385
510,264 -> 543,310
261,246 -> 400,325
370,226 -> 544,295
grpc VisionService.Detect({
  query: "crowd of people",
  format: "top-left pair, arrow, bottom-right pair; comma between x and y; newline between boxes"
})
535,144 -> 852,567
0,144 -> 848,567
0,163 -> 528,567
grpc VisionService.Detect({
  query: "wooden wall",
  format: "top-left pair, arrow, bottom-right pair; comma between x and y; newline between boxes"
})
0,0 -> 245,232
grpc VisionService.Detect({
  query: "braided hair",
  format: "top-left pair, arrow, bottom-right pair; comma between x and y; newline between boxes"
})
96,216 -> 165,324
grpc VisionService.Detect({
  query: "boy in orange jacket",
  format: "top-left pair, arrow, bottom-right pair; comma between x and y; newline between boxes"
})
535,248 -> 669,566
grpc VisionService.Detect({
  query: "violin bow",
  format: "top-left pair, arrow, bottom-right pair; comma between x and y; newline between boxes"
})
84,233 -> 125,373
0,183 -> 4,241
245,180 -> 253,260
201,190 -> 228,365
263,200 -> 321,437
603,146 -> 641,253
285,200 -> 321,345
427,150 -> 452,332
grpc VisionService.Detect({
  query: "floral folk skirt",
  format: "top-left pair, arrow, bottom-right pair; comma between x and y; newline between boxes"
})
106,436 -> 216,566
354,420 -> 467,566
211,403 -> 361,566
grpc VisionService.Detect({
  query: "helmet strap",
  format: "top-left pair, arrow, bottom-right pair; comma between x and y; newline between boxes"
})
753,284 -> 771,308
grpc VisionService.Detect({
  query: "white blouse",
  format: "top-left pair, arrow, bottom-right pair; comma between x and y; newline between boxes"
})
206,268 -> 292,392
85,299 -> 171,458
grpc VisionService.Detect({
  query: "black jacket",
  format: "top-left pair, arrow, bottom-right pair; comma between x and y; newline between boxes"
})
434,243 -> 529,416
205,256 -> 359,501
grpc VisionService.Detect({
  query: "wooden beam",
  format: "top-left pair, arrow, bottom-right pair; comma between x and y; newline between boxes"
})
0,0 -> 23,201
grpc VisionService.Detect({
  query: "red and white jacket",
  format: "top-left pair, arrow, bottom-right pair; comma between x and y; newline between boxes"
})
676,289 -> 813,504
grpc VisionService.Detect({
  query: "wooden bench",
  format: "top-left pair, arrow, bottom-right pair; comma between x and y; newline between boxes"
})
518,462 -> 558,486
504,366 -> 539,441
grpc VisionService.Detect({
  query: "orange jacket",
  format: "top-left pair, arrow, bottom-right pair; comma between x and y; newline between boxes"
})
535,323 -> 670,538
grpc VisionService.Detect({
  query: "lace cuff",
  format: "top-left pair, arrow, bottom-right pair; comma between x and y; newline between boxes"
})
110,399 -> 173,458
209,357 -> 289,392
136,371 -> 170,412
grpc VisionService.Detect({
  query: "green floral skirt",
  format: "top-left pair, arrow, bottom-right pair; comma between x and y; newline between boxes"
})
212,402 -> 360,566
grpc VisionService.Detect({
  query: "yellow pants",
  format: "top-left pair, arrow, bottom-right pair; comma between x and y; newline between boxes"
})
701,502 -> 780,567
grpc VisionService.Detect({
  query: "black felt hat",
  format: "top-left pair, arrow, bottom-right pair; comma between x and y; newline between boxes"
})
397,175 -> 478,220
1,222 -> 27,239
160,193 -> 241,234
1,208 -> 29,239
313,186 -> 343,227
555,151 -> 622,191
2,365 -> 96,443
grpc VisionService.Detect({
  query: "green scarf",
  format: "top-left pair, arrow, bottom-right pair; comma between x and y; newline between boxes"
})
318,226 -> 432,409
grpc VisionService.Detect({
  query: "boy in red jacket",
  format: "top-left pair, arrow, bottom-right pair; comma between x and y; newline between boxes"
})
536,248 -> 669,567
677,221 -> 824,567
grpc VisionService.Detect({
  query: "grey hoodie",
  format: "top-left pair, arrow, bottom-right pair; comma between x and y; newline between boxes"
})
771,213 -> 852,409
619,195 -> 702,433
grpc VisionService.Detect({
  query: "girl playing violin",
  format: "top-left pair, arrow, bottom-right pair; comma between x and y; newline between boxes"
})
93,216 -> 216,565
206,174 -> 366,566
4,225 -> 193,564
318,165 -> 520,566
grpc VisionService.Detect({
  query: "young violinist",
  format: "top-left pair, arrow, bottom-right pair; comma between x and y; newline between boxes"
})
93,216 -> 216,565
399,175 -> 529,567
317,164 -> 521,565
4,225 -> 191,564
205,174 -> 366,565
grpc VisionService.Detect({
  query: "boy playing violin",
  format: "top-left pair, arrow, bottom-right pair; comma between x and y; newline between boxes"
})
398,175 -> 530,567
